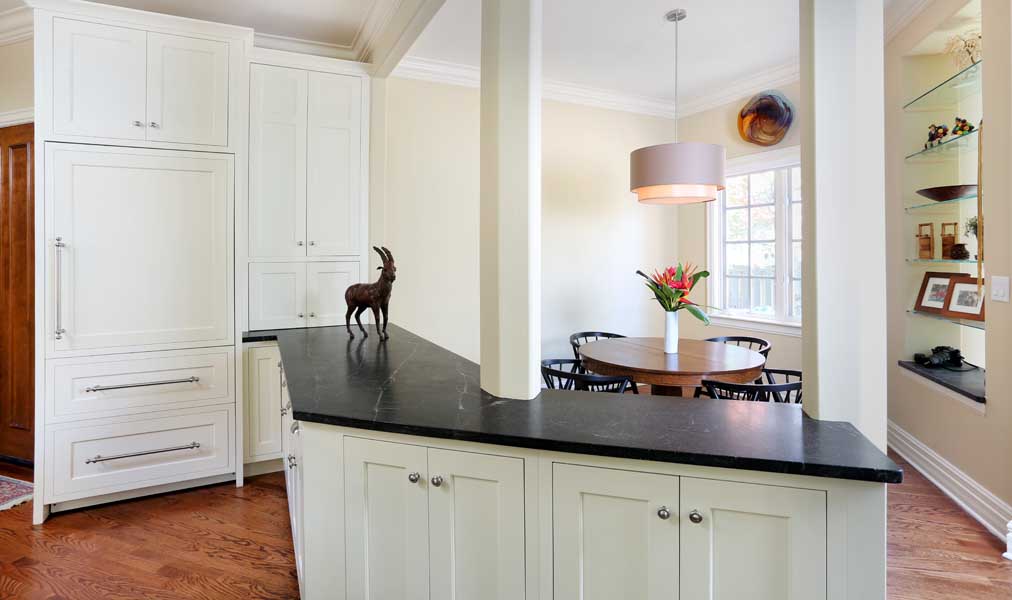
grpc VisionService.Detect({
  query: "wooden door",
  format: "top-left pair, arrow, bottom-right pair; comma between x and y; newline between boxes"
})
306,71 -> 361,257
52,18 -> 147,140
248,263 -> 307,330
243,344 -> 283,463
427,447 -> 526,600
249,64 -> 308,258
146,32 -> 229,146
680,477 -> 826,600
553,463 -> 679,600
306,262 -> 358,327
344,437 -> 429,600
47,144 -> 233,354
0,123 -> 34,462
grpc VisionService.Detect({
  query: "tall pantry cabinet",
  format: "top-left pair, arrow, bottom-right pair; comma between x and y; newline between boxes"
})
31,2 -> 251,524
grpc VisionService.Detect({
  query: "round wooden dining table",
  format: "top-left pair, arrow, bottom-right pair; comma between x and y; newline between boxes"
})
579,337 -> 766,397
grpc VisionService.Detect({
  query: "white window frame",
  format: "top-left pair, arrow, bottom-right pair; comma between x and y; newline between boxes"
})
706,146 -> 802,337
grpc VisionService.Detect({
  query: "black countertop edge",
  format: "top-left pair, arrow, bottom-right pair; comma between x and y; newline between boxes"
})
243,330 -> 281,343
290,410 -> 903,484
898,360 -> 985,403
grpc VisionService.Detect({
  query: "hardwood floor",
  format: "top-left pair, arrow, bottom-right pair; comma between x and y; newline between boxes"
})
0,453 -> 1008,598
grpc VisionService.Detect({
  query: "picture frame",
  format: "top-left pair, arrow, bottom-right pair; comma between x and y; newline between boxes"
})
915,272 -> 954,314
943,275 -> 985,321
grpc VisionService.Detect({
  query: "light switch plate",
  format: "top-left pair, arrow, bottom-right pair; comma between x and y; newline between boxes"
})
991,276 -> 1010,303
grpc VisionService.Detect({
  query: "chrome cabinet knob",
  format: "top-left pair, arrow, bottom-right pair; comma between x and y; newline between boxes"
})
297,313 -> 304,318
688,510 -> 704,524
309,312 -> 316,318
297,241 -> 304,246
657,506 -> 671,520
280,406 -> 288,416
431,475 -> 443,487
132,120 -> 144,127
149,121 -> 159,128
309,241 -> 316,246
408,472 -> 420,483
287,454 -> 296,469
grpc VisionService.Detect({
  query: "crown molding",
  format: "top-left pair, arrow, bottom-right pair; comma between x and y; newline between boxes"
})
0,6 -> 32,46
885,0 -> 933,43
351,0 -> 401,63
254,32 -> 355,60
394,56 -> 800,120
0,108 -> 33,127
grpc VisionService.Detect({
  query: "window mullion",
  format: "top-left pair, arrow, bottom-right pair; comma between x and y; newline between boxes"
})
774,168 -> 788,322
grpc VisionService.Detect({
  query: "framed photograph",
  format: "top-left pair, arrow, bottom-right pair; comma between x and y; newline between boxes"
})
915,272 -> 954,314
943,276 -> 985,321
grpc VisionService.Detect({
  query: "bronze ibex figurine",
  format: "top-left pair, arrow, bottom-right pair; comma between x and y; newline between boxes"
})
345,246 -> 396,340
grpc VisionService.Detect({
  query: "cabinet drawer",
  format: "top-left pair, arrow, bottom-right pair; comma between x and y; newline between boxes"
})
46,406 -> 233,503
48,348 -> 234,422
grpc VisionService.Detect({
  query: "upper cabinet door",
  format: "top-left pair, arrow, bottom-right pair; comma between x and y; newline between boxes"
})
680,478 -> 827,600
306,262 -> 358,327
250,64 -> 308,258
146,32 -> 229,146
248,263 -> 308,331
344,437 -> 429,600
427,448 -> 526,600
553,463 -> 679,600
47,144 -> 233,354
53,19 -> 147,140
306,72 -> 362,257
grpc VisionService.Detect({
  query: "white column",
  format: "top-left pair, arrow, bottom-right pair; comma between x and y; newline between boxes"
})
800,0 -> 887,448
479,0 -> 542,399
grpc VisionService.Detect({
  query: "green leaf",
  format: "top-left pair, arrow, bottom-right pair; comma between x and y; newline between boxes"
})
684,304 -> 711,325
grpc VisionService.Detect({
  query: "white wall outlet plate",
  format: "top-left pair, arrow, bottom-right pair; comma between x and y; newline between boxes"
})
991,275 -> 1010,303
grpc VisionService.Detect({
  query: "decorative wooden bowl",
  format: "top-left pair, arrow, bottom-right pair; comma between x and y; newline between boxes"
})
915,184 -> 978,202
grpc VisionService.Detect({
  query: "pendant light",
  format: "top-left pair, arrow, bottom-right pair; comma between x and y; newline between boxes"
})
630,9 -> 725,205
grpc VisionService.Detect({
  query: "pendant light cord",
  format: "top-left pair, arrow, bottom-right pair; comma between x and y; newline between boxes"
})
674,13 -> 679,140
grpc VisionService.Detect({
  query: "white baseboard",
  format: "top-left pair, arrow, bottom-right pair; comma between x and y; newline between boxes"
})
0,108 -> 32,128
888,420 -> 1012,559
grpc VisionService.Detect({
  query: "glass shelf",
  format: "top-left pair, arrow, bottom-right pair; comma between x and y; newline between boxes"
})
905,195 -> 978,212
907,258 -> 978,265
907,309 -> 985,330
904,61 -> 982,111
905,129 -> 979,162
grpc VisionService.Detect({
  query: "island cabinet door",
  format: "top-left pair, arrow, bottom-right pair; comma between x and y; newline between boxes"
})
426,448 -> 525,600
344,437 -> 429,600
679,478 -> 827,600
553,463 -> 679,600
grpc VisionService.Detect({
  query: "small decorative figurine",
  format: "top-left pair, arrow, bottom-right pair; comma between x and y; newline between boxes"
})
924,123 -> 949,149
952,117 -> 976,137
344,247 -> 396,340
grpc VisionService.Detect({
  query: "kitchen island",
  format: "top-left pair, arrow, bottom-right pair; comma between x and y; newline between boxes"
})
246,324 -> 901,600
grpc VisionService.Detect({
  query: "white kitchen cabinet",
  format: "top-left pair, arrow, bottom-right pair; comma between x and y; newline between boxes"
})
249,64 -> 308,258
243,344 -> 283,463
249,263 -> 308,330
47,144 -> 233,355
306,71 -> 362,257
553,463 -> 680,600
146,32 -> 229,146
680,477 -> 827,600
307,262 -> 358,326
289,419 -> 306,597
52,19 -> 229,146
344,437 -> 430,600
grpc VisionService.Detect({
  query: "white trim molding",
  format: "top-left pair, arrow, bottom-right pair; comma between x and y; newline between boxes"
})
888,420 -> 1012,550
676,60 -> 800,118
0,6 -> 33,46
885,0 -> 933,43
0,108 -> 33,127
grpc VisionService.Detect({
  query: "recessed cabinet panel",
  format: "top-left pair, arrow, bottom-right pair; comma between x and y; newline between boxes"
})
307,262 -> 357,326
306,72 -> 361,257
53,19 -> 147,140
47,145 -> 233,354
553,463 -> 679,600
249,263 -> 307,331
244,344 -> 282,462
427,448 -> 525,600
146,33 -> 229,146
344,437 -> 429,600
250,64 -> 308,258
680,478 -> 826,600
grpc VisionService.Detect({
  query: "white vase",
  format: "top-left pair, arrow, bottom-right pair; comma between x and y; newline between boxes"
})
664,310 -> 680,354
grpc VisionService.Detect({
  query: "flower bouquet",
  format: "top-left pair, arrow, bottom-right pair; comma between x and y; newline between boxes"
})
637,263 -> 710,353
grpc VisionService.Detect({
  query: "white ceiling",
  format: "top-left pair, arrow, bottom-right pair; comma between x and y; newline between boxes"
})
0,0 -> 24,13
407,0 -> 800,104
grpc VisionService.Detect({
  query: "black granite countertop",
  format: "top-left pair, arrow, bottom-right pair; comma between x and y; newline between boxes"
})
898,360 -> 985,403
243,325 -> 902,484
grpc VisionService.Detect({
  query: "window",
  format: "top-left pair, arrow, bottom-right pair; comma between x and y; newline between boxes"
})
708,150 -> 801,328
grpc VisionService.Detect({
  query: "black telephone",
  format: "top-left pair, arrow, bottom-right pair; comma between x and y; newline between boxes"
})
914,346 -> 966,369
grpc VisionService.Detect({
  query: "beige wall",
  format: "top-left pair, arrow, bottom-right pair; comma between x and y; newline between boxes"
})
380,77 -> 680,362
887,0 -> 1012,507
0,39 -> 33,115
676,82 -> 804,370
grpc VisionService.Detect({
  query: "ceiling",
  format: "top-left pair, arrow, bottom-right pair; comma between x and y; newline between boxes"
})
407,0 -> 800,104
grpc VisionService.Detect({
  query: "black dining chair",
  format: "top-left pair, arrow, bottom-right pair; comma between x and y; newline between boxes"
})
569,331 -> 626,360
701,368 -> 802,404
694,335 -> 773,397
541,359 -> 636,394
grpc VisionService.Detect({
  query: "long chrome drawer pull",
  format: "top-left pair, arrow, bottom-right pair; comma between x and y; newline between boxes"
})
54,237 -> 66,340
291,421 -> 300,434
84,376 -> 200,393
84,441 -> 200,464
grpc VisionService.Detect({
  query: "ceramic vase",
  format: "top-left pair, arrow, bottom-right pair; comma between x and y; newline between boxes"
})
664,310 -> 680,354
